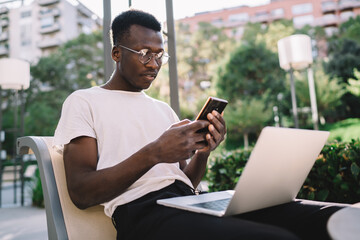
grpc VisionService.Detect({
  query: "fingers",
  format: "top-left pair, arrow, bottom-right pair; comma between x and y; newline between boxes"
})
207,111 -> 226,138
189,119 -> 210,132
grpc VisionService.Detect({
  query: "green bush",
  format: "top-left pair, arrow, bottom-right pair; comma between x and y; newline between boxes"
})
206,139 -> 360,204
32,168 -> 44,208
298,139 -> 360,203
206,149 -> 252,192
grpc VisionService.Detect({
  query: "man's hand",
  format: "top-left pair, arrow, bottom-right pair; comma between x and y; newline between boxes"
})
152,119 -> 210,164
178,111 -> 226,187
197,110 -> 226,154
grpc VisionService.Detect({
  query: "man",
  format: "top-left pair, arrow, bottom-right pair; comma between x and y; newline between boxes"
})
54,9 -> 343,240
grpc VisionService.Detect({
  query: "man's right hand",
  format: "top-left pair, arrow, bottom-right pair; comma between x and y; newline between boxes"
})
151,119 -> 210,164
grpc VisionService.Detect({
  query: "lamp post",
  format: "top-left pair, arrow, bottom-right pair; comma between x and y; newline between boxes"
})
0,58 -> 30,206
277,34 -> 319,130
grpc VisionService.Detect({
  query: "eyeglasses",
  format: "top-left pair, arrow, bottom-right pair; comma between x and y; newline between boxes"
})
117,45 -> 170,66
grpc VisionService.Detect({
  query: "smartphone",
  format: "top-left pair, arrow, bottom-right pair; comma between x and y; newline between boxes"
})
195,97 -> 228,121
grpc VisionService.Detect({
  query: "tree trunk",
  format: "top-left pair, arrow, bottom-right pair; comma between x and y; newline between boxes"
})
244,132 -> 249,150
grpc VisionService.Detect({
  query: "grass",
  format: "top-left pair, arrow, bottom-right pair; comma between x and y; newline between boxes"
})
322,118 -> 360,142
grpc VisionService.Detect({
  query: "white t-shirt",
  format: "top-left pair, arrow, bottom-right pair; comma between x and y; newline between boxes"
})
53,86 -> 193,217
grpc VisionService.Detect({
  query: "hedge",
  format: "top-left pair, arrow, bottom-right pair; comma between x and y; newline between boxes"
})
206,139 -> 360,204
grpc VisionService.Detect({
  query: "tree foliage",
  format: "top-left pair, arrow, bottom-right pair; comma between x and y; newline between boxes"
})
293,65 -> 345,124
325,38 -> 360,83
26,31 -> 104,137
216,41 -> 285,104
175,21 -> 235,117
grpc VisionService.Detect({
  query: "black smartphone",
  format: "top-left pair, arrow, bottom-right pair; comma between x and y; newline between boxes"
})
196,97 -> 228,121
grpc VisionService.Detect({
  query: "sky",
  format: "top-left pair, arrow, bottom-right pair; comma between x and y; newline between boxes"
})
78,0 -> 271,21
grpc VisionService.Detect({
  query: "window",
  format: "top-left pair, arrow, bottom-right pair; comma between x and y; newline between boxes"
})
21,11 -> 31,18
211,18 -> 223,26
20,24 -> 32,46
40,16 -> 54,28
322,1 -> 336,8
229,13 -> 249,22
293,15 -> 314,27
271,8 -> 284,17
340,11 -> 355,21
292,3 -> 313,15
255,11 -> 268,17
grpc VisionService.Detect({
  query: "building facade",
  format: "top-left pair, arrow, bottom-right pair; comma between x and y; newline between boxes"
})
178,0 -> 360,39
0,0 -> 101,63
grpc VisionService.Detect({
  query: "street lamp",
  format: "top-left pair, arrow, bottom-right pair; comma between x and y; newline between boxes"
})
0,58 -> 30,206
277,34 -> 319,130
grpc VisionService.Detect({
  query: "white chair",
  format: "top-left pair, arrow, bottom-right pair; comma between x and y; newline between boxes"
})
17,136 -> 116,240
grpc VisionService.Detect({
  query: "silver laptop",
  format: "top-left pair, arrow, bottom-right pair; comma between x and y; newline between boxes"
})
157,126 -> 329,217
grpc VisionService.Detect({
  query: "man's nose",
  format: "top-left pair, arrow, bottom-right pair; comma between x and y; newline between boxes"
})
145,56 -> 160,69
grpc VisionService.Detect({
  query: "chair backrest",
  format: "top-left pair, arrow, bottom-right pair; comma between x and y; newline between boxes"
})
17,136 -> 117,240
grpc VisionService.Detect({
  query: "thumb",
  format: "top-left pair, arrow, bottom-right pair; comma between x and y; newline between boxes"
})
170,119 -> 191,128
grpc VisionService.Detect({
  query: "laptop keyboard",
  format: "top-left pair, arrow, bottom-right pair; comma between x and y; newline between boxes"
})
190,198 -> 231,211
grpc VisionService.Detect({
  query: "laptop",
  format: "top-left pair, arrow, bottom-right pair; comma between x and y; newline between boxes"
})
157,126 -> 330,217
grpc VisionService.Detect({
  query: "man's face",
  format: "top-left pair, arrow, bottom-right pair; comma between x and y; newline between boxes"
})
116,24 -> 164,92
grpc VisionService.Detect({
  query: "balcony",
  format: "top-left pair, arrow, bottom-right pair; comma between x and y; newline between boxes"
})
39,22 -> 60,34
38,0 -> 59,6
0,45 -> 9,56
0,7 -> 9,15
77,16 -> 92,26
251,13 -> 270,23
77,3 -> 93,18
339,0 -> 360,10
317,14 -> 339,26
0,18 -> 9,27
271,12 -> 285,21
322,2 -> 337,13
0,31 -> 9,41
39,7 -> 60,18
37,37 -> 62,49
340,11 -> 356,22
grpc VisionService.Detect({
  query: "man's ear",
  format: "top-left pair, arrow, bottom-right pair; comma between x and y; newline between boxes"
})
112,46 -> 121,62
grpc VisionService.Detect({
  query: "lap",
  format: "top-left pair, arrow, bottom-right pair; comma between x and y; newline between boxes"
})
112,181 -> 346,240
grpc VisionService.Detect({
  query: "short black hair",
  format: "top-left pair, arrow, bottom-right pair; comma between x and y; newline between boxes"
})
110,9 -> 162,46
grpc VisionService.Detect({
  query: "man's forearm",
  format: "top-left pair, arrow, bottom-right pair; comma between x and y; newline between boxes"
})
182,151 -> 210,188
64,141 -> 159,209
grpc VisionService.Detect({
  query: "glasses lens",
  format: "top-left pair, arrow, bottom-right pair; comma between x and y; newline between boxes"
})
161,53 -> 169,65
138,49 -> 151,64
138,49 -> 170,65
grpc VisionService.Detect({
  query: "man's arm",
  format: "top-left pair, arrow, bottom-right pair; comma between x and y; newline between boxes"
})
181,111 -> 226,188
63,119 -> 210,209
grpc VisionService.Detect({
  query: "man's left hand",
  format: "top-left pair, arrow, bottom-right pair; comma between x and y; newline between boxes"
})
198,110 -> 226,154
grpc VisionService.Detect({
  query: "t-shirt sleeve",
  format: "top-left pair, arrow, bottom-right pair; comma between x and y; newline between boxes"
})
53,92 -> 96,151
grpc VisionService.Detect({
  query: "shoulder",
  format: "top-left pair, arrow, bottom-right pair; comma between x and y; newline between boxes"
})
144,94 -> 172,110
143,94 -> 179,121
64,86 -> 101,104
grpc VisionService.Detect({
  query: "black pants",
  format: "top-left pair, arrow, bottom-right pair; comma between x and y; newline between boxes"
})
112,180 -> 345,240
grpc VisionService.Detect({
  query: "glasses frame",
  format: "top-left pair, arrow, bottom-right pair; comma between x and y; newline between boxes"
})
117,44 -> 169,66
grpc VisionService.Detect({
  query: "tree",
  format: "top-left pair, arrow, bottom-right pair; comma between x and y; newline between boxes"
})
339,15 -> 360,44
225,96 -> 272,149
294,65 -> 345,124
324,16 -> 360,118
216,40 -> 285,148
216,42 -> 286,104
174,21 -> 235,118
26,31 -> 104,137
325,38 -> 360,83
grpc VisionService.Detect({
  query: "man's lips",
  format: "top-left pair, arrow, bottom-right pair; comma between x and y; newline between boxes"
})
142,72 -> 157,81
